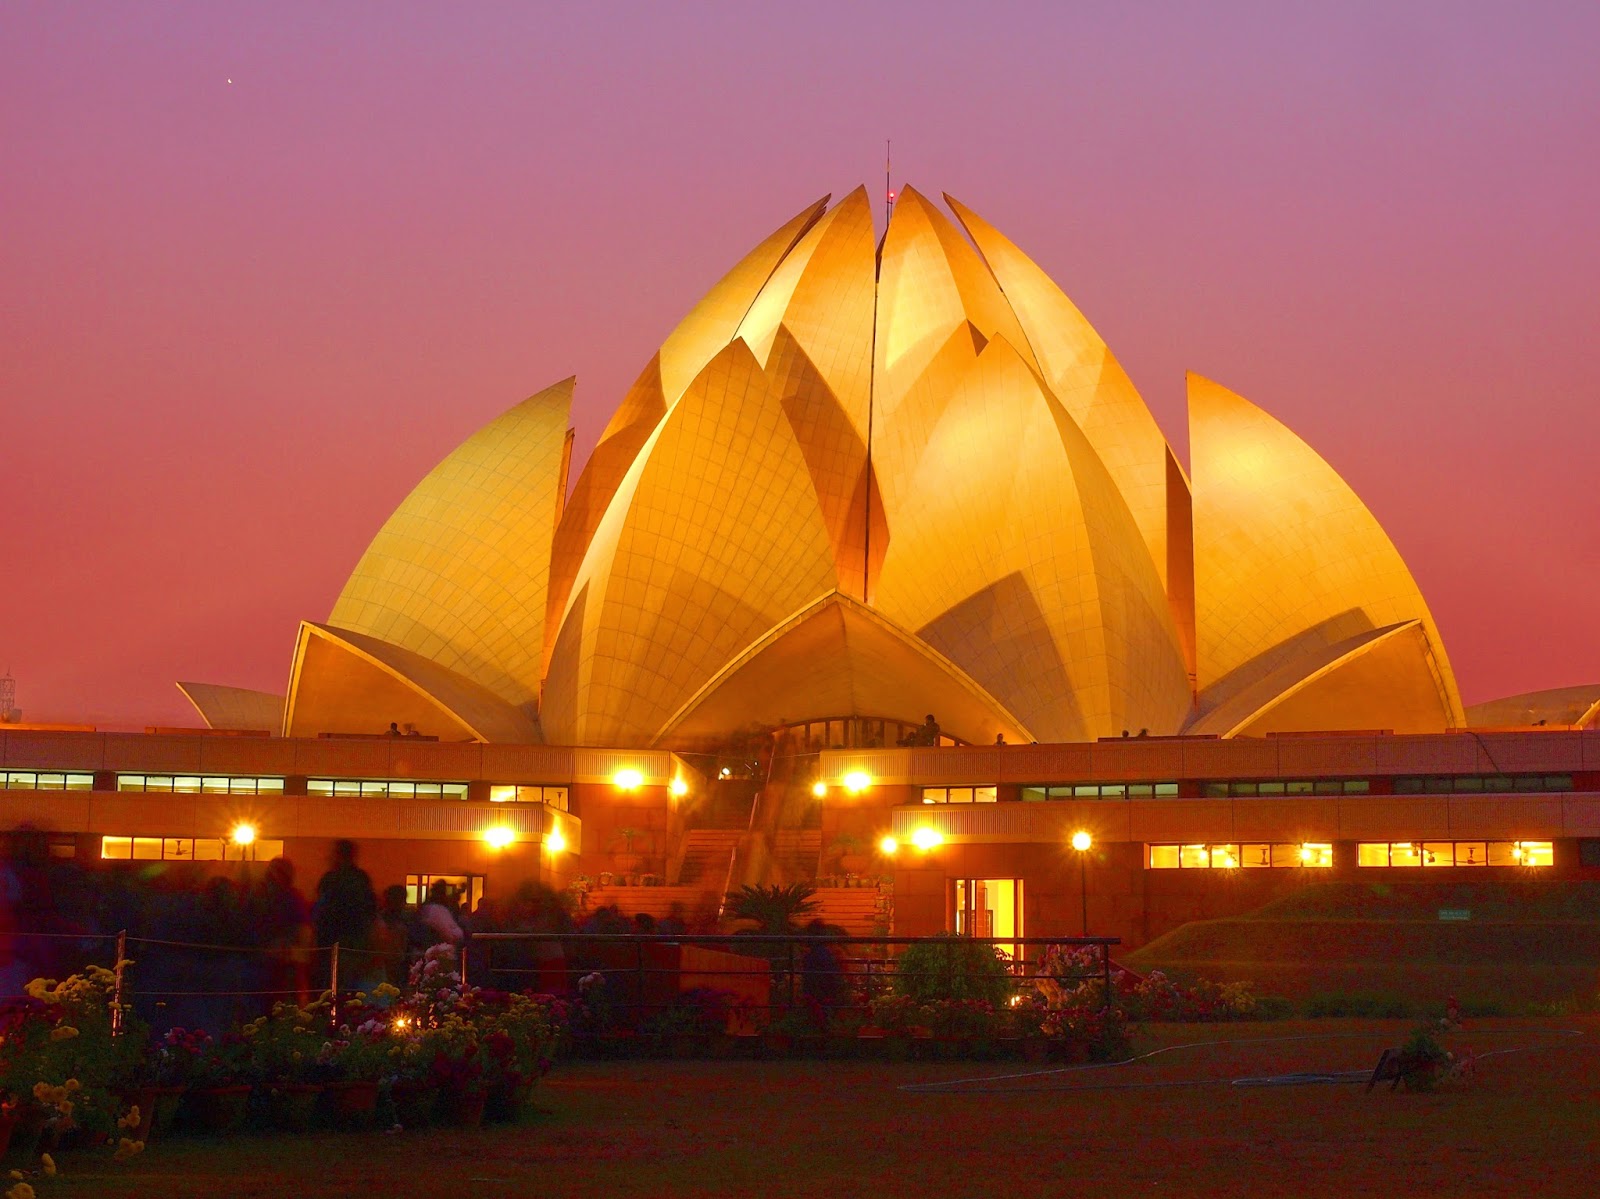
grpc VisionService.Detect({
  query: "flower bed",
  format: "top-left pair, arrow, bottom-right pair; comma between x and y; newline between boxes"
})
0,946 -> 568,1187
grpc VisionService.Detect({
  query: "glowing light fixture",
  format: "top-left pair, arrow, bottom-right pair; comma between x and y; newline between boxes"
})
612,768 -> 644,791
668,777 -> 689,798
878,835 -> 899,856
1299,845 -> 1314,864
230,823 -> 257,847
911,826 -> 943,851
843,770 -> 872,794
1070,830 -> 1092,853
718,767 -> 732,780
811,781 -> 827,798
545,827 -> 567,854
484,826 -> 515,849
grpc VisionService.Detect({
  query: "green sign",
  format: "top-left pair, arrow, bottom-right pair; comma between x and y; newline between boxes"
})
1438,909 -> 1471,922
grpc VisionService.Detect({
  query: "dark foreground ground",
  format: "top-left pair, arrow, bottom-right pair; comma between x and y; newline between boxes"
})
30,1019 -> 1600,1198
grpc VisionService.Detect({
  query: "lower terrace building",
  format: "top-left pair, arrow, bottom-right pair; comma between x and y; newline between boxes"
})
4,725 -> 1598,949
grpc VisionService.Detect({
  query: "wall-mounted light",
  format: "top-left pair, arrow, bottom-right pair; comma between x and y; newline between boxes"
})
545,827 -> 567,854
878,835 -> 899,856
484,826 -> 515,850
230,823 -> 257,847
911,826 -> 943,851
811,781 -> 827,798
1070,830 -> 1092,853
612,768 -> 644,791
843,771 -> 872,795
668,777 -> 689,798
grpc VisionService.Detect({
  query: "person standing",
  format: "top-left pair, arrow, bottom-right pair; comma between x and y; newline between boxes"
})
312,839 -> 378,991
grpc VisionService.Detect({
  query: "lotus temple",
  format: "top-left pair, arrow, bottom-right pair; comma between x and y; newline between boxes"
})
5,186 -> 1597,946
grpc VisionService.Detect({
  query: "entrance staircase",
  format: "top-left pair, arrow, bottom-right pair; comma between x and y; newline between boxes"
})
673,828 -> 742,886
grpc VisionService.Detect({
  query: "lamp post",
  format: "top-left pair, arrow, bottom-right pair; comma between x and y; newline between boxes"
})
1071,830 -> 1092,936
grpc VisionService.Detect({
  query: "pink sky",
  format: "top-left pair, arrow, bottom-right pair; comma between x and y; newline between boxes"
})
3,1 -> 1597,728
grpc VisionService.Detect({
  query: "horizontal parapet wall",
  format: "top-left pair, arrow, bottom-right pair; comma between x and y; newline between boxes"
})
0,730 -> 693,789
822,730 -> 1600,787
891,791 -> 1600,844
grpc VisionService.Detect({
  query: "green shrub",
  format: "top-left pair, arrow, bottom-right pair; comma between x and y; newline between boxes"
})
893,936 -> 1012,1006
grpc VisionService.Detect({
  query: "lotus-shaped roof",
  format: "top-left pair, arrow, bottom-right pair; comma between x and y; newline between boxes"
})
183,187 -> 1470,745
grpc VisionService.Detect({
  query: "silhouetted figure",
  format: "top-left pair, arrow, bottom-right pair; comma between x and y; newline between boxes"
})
995,734 -> 1007,746
256,856 -> 311,1008
917,713 -> 941,746
418,879 -> 465,952
312,839 -> 378,988
374,883 -> 413,988
800,918 -> 844,1012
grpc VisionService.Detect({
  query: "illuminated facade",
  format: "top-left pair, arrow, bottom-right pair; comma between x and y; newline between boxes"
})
7,188 -> 1597,948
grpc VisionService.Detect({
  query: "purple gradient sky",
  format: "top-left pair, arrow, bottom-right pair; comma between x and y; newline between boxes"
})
3,1 -> 1597,729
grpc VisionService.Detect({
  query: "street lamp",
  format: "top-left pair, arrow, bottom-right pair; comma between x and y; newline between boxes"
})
1071,830 -> 1092,936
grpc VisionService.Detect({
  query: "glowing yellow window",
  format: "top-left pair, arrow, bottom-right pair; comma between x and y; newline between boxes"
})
1178,844 -> 1210,868
131,837 -> 163,861
1357,842 -> 1390,867
1454,842 -> 1487,866
1422,842 -> 1455,867
1209,844 -> 1240,869
100,836 -> 133,860
1148,845 -> 1181,869
1240,844 -> 1272,868
1300,843 -> 1333,868
1491,840 -> 1552,867
1389,842 -> 1423,868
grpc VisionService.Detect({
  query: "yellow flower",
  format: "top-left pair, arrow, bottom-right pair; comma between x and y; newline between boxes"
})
40,1155 -> 55,1177
119,1105 -> 141,1130
6,1181 -> 38,1199
50,1025 -> 80,1041
64,1079 -> 81,1091
113,1138 -> 145,1162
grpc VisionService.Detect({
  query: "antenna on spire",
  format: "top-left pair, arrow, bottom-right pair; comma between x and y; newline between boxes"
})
885,138 -> 895,225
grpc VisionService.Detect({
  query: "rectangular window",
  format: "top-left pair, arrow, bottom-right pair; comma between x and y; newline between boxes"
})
1256,782 -> 1285,796
1154,783 -> 1179,797
1020,786 -> 1048,803
1453,841 -> 1488,867
1343,780 -> 1370,794
1357,842 -> 1390,867
131,837 -> 163,861
99,834 -> 281,862
1300,843 -> 1333,868
1148,844 -> 1181,869
307,778 -> 469,800
101,836 -> 133,860
1489,840 -> 1553,867
405,874 -> 484,913
1241,843 -> 1273,868
1286,780 -> 1314,795
1389,842 -> 1423,867
1178,844 -> 1210,869
117,774 -> 283,795
1422,842 -> 1455,867
1316,780 -> 1346,795
1202,783 -> 1229,797
3,771 -> 95,791
1209,844 -> 1240,869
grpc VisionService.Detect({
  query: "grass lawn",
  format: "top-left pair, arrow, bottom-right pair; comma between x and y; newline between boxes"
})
26,1018 -> 1600,1198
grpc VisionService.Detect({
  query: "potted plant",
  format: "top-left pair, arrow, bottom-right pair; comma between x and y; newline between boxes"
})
241,1001 -> 329,1131
182,1035 -> 252,1134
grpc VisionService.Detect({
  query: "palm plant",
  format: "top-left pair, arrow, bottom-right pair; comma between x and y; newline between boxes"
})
724,882 -> 820,934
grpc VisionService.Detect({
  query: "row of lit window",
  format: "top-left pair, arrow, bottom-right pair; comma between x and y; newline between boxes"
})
1149,843 -> 1334,869
1358,841 -> 1553,867
308,779 -> 471,800
1022,783 -> 1181,800
922,787 -> 998,804
100,836 -> 286,862
489,784 -> 569,810
116,775 -> 285,795
2,772 -> 94,791
1392,775 -> 1573,794
1147,840 -> 1555,869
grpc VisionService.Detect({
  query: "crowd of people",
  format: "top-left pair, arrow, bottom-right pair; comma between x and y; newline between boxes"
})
0,831 -> 576,1036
